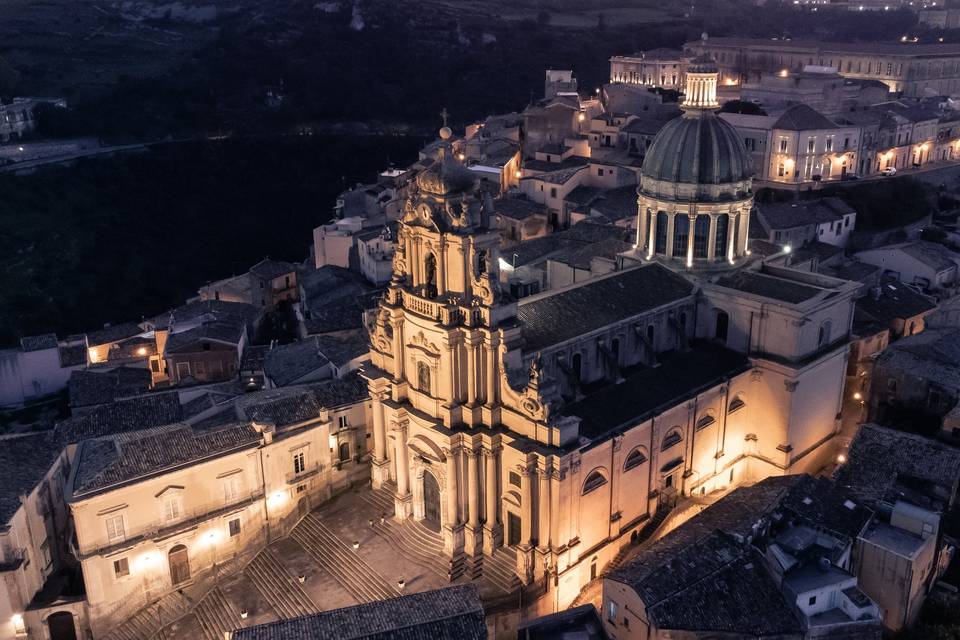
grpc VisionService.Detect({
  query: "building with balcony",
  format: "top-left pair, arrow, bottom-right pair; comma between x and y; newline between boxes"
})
63,378 -> 370,638
609,49 -> 685,90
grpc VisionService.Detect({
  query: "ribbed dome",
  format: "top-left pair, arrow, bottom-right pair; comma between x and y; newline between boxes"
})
641,112 -> 752,186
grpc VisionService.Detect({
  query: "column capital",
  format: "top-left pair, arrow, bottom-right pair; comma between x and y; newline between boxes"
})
391,420 -> 408,436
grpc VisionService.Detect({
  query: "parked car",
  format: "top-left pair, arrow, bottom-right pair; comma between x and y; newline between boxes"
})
881,167 -> 897,176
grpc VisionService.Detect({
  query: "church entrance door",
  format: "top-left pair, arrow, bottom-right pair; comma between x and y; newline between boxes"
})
422,471 -> 441,532
507,512 -> 522,547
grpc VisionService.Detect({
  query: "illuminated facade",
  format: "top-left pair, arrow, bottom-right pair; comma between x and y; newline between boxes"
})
365,82 -> 859,607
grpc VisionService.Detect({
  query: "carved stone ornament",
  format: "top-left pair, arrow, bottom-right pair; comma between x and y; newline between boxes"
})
410,331 -> 441,356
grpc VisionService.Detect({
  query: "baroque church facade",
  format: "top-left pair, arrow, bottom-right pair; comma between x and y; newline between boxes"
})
362,58 -> 860,608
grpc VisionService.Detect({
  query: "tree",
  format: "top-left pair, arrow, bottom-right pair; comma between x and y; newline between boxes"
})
718,99 -> 766,116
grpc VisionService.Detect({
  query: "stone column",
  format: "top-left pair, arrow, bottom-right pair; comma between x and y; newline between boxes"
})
665,212 -> 676,258
391,319 -> 404,382
465,337 -> 477,406
521,465 -> 533,547
707,214 -> 718,262
647,210 -> 657,258
537,465 -> 550,550
727,212 -> 737,262
483,447 -> 500,554
446,448 -> 459,526
636,205 -> 648,252
393,422 -> 412,519
686,214 -> 696,267
406,235 -> 415,285
467,449 -> 480,530
371,391 -> 390,488
484,335 -> 497,407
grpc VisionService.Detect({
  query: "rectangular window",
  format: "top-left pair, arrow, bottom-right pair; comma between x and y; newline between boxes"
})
162,495 -> 183,523
825,137 -> 833,152
105,515 -> 125,543
338,415 -> 348,429
229,518 -> 241,538
223,476 -> 241,502
150,360 -> 160,373
40,540 -> 51,569
779,138 -> 788,153
808,595 -> 817,606
597,168 -> 604,177
608,601 -> 619,623
293,452 -> 306,475
114,557 -> 130,578
807,138 -> 815,153
550,187 -> 557,198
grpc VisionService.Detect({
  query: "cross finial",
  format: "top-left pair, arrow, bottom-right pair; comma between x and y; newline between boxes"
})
440,108 -> 450,127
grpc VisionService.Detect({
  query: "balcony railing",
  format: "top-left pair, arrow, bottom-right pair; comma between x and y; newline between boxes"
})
77,489 -> 265,560
401,291 -> 441,320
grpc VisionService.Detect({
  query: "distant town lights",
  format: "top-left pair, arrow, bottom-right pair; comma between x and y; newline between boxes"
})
853,391 -> 863,400
578,113 -> 586,122
137,347 -> 148,356
778,69 -> 789,78
837,454 -> 847,464
783,245 -> 792,254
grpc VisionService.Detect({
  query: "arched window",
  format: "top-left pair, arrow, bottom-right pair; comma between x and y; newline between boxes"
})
623,447 -> 648,472
475,250 -> 488,277
655,211 -> 668,255
696,412 -> 716,430
715,310 -> 729,343
714,214 -> 729,259
694,215 -> 710,258
424,253 -> 437,298
661,429 -> 683,451
582,469 -> 608,495
673,214 -> 689,256
728,394 -> 745,414
817,320 -> 832,348
417,362 -> 431,394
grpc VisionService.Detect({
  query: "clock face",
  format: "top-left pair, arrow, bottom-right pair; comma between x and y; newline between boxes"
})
417,203 -> 433,222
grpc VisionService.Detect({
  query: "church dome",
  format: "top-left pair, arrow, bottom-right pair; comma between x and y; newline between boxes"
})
641,112 -> 752,188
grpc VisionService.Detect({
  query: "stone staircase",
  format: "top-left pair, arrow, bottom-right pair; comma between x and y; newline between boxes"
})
194,586 -> 242,640
104,590 -> 192,640
290,513 -> 401,603
244,547 -> 318,619
605,507 -> 671,572
361,485 -> 396,519
482,546 -> 521,594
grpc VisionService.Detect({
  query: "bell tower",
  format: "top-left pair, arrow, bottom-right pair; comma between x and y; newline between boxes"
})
366,121 -> 517,497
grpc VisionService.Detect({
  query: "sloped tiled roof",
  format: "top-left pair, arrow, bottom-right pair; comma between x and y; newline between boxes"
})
264,337 -> 330,387
72,422 -> 261,496
165,322 -> 245,353
772,104 -> 838,131
68,367 -> 153,408
20,333 -> 58,352
232,585 -> 486,640
519,264 -> 693,352
0,433 -> 62,524
56,392 -> 183,444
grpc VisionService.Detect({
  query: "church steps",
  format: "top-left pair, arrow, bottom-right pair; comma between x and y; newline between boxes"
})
290,515 -> 400,602
194,587 -> 241,640
369,519 -> 450,579
482,547 -> 521,592
244,548 -> 317,619
104,589 -> 191,640
361,488 -> 396,516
